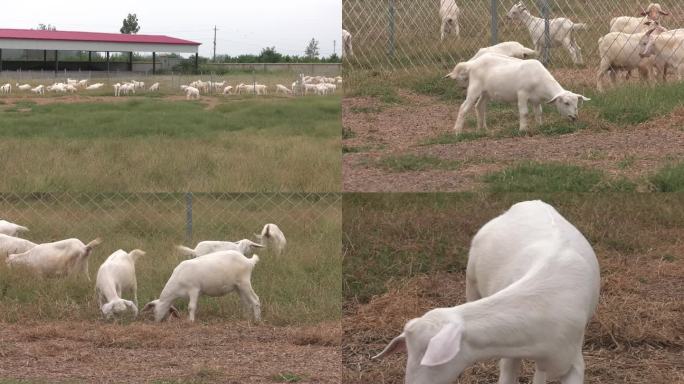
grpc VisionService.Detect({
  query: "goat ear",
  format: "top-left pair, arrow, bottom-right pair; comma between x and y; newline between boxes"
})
169,306 -> 180,318
546,94 -> 561,104
247,240 -> 265,248
577,94 -> 590,102
141,301 -> 156,312
659,10 -> 669,15
372,333 -> 407,359
420,322 -> 464,367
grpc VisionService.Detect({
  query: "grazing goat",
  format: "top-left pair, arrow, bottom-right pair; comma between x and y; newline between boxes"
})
142,250 -> 261,322
439,0 -> 461,41
374,200 -> 600,384
254,223 -> 286,256
7,238 -> 102,280
176,239 -> 264,258
507,2 -> 586,65
0,220 -> 29,237
96,249 -> 144,319
0,234 -> 37,259
446,53 -> 589,133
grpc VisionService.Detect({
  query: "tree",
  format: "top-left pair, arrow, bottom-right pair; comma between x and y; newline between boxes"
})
259,47 -> 283,63
37,24 -> 57,31
305,38 -> 320,60
120,13 -> 140,34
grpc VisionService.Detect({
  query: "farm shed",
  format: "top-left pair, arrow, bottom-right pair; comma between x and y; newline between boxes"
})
0,28 -> 200,73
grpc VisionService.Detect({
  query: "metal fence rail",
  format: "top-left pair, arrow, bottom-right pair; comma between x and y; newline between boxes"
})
0,192 -> 341,248
343,0 -> 684,73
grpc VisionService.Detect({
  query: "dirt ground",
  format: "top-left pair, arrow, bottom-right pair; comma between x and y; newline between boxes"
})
343,254 -> 684,383
0,320 -> 341,383
342,91 -> 684,192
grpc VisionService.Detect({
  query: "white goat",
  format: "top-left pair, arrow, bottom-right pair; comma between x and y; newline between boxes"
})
30,85 -> 45,95
254,223 -> 286,256
95,249 -> 144,319
85,83 -> 104,90
142,250 -> 261,322
223,85 -> 234,95
342,29 -> 354,57
185,86 -> 200,100
471,41 -> 538,61
507,2 -> 586,65
148,82 -> 160,92
0,234 -> 36,259
439,0 -> 461,41
0,220 -> 29,236
446,53 -> 589,133
275,84 -> 293,95
6,238 -> 102,280
374,200 -> 600,384
596,23 -> 666,92
176,239 -> 264,258
640,28 -> 684,80
16,83 -> 32,91
610,3 -> 670,34
0,83 -> 12,94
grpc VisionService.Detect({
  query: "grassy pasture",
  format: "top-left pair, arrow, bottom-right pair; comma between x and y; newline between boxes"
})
342,193 -> 683,383
0,193 -> 341,326
0,95 -> 341,192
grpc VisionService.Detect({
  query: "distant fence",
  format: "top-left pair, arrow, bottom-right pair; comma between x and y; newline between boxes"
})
204,63 -> 341,75
343,0 -> 684,73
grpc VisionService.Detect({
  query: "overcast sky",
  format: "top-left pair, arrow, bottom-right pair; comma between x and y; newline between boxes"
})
3,0 -> 342,57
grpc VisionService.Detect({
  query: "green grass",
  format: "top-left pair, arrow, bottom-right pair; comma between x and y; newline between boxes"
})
0,194 -> 341,326
537,120 -> 587,136
271,373 -> 305,382
649,162 -> 684,192
409,73 -> 463,102
592,82 -> 684,124
344,72 -> 402,104
422,131 -> 488,145
378,154 -> 461,172
0,97 -> 340,192
483,162 -> 636,193
343,193 -> 684,302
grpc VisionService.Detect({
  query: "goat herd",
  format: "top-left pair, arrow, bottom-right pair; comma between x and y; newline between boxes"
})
0,74 -> 343,100
0,219 -> 286,323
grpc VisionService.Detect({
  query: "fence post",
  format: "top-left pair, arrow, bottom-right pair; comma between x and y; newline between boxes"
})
540,0 -> 551,66
185,192 -> 193,244
388,0 -> 396,58
490,0 -> 498,45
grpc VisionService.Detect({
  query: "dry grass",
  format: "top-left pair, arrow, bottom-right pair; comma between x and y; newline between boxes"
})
343,193 -> 684,383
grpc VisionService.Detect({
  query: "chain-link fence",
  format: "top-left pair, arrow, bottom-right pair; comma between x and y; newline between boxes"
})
343,0 -> 684,74
0,192 -> 340,247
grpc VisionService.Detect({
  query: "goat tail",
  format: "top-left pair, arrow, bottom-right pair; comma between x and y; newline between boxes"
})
572,23 -> 587,30
175,245 -> 197,258
85,238 -> 103,251
248,254 -> 260,266
129,249 -> 146,261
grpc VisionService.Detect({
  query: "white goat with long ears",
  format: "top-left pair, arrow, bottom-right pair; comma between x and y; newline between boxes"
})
0,220 -> 29,237
439,0 -> 461,41
342,29 -> 354,57
96,249 -> 144,319
176,239 -> 264,258
507,2 -> 586,65
0,234 -> 37,259
374,200 -> 600,384
446,53 -> 589,133
610,3 -> 670,34
255,223 -> 286,256
6,238 -> 102,281
142,250 -> 261,322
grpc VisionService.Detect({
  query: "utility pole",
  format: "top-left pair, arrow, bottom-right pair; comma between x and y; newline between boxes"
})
333,40 -> 337,56
213,25 -> 218,61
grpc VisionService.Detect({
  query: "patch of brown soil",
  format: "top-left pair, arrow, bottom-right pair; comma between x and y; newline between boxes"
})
342,93 -> 684,192
0,320 -> 341,383
343,253 -> 683,383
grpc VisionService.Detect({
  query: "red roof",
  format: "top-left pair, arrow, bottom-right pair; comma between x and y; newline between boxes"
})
0,28 -> 200,46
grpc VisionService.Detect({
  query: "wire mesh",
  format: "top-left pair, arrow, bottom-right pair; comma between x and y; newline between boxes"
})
342,0 -> 684,76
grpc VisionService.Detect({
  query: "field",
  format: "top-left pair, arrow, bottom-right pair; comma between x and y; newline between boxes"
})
342,69 -> 684,192
0,193 -> 341,383
342,193 -> 683,383
0,72 -> 341,192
